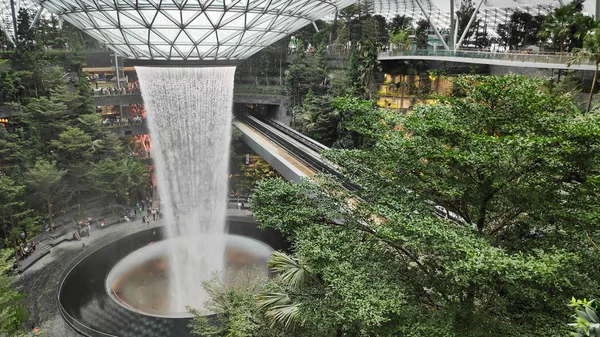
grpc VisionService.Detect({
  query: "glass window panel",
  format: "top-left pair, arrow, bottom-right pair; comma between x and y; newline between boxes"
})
153,11 -> 175,25
91,13 -> 115,27
225,14 -> 244,28
156,28 -> 180,42
138,10 -> 157,24
119,12 -> 143,26
174,31 -> 193,44
180,10 -> 198,25
185,28 -> 210,41
186,12 -> 211,27
219,10 -> 243,26
204,10 -> 222,26
199,31 -> 216,43
148,30 -> 164,42
215,29 -> 238,43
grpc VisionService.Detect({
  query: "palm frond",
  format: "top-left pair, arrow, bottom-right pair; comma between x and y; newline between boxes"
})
267,251 -> 307,289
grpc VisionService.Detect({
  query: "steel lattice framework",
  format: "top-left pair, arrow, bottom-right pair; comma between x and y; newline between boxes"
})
372,0 -> 564,37
0,0 -> 42,43
35,0 -> 353,60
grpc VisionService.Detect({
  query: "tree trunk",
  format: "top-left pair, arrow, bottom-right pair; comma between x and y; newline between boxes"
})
14,238 -> 19,268
48,202 -> 54,232
400,81 -> 405,112
587,63 -> 598,112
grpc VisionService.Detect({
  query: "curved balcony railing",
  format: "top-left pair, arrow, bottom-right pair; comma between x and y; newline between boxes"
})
379,49 -> 595,67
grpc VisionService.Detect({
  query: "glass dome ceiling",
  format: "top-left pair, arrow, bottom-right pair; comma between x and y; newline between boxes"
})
36,0 -> 354,60
372,0 -> 578,36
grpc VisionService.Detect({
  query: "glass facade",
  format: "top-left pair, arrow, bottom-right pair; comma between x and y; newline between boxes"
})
372,0 -> 564,36
36,0 -> 354,60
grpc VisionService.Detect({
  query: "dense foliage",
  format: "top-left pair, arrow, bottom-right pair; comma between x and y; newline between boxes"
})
249,75 -> 600,336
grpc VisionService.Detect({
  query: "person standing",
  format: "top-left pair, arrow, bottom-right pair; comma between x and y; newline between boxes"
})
152,209 -> 156,221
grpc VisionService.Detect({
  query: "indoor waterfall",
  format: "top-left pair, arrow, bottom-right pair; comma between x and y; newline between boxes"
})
136,66 -> 236,313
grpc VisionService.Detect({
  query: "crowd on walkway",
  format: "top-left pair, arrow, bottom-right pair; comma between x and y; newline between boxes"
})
93,80 -> 141,96
100,103 -> 147,126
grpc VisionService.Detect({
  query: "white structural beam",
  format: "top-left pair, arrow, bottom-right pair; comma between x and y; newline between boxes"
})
414,0 -> 450,50
455,0 -> 485,50
29,7 -> 43,30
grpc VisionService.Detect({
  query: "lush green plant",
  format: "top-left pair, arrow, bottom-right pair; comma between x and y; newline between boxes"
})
253,75 -> 600,336
569,298 -> 600,337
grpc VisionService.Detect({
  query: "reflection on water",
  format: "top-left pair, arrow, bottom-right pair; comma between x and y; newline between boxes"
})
107,234 -> 272,317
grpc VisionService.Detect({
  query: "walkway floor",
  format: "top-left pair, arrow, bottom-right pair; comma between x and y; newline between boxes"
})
16,208 -> 253,336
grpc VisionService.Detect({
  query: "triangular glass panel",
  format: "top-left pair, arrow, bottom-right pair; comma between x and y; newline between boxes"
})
174,31 -> 194,45
90,12 -> 115,28
155,28 -> 181,43
174,45 -> 195,59
206,0 -> 224,10
222,12 -> 245,28
246,0 -> 269,12
252,16 -> 276,30
119,11 -> 145,27
148,30 -> 164,43
127,28 -> 150,42
216,29 -> 240,44
185,28 -> 211,42
204,10 -> 223,27
96,0 -> 116,10
218,10 -> 244,27
186,12 -> 211,27
197,31 -> 217,44
123,30 -> 148,44
180,10 -> 199,25
138,10 -> 158,25
161,9 -> 183,26
153,11 -> 178,27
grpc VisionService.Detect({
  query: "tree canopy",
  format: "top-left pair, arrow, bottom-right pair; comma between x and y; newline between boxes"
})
251,74 -> 600,336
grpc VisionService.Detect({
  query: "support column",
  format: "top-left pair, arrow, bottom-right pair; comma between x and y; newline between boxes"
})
29,8 -> 43,30
596,0 -> 600,20
114,53 -> 121,89
9,0 -> 17,42
456,0 -> 485,50
415,0 -> 450,50
449,0 -> 455,50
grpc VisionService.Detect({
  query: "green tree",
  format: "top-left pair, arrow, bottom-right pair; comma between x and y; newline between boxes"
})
389,14 -> 413,34
188,269 -> 274,337
496,11 -> 545,50
25,160 -> 67,232
570,27 -> 600,111
284,48 -> 327,105
415,19 -> 429,49
253,75 -> 600,336
539,0 -> 595,53
0,249 -> 28,334
568,298 -> 600,337
390,30 -> 410,51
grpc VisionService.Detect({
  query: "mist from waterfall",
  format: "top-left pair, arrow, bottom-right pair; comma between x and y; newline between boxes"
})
136,66 -> 236,313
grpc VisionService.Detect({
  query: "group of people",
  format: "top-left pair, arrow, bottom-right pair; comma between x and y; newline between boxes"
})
93,80 -> 141,96
135,199 -> 160,224
129,103 -> 147,121
72,219 -> 93,241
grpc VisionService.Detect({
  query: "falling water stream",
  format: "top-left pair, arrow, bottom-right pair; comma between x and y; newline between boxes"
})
136,66 -> 236,313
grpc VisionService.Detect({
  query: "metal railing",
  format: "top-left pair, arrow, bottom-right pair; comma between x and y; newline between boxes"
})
378,49 -> 594,66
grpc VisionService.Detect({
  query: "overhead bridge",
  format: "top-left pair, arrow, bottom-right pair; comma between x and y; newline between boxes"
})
378,50 -> 596,71
233,112 -> 352,187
